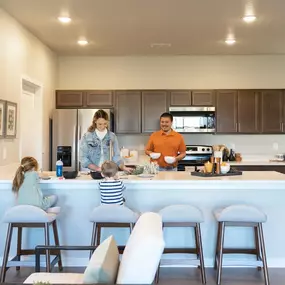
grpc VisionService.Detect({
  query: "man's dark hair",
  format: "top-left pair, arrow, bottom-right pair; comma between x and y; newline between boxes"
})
160,112 -> 173,122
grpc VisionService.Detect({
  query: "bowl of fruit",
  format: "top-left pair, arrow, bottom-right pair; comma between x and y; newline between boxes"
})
220,162 -> 230,174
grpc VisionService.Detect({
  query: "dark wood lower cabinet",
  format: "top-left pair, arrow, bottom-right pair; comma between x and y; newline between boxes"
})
233,165 -> 285,174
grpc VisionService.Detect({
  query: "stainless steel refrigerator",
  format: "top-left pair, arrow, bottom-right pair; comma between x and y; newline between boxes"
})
50,109 -> 114,171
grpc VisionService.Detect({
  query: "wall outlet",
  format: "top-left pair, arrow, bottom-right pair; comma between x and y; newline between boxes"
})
3,147 -> 7,160
273,143 -> 279,151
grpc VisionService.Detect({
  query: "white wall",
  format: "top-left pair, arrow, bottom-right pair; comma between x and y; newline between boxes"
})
58,55 -> 285,156
58,55 -> 285,89
0,8 -> 57,168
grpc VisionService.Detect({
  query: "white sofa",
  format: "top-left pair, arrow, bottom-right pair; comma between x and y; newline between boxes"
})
24,212 -> 165,284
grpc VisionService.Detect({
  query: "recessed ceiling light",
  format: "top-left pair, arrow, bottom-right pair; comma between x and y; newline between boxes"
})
58,16 -> 71,23
77,40 -> 88,46
225,39 -> 236,45
243,15 -> 256,23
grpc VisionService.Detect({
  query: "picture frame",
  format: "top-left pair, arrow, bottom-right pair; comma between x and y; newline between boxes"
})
0,100 -> 6,138
5,101 -> 17,139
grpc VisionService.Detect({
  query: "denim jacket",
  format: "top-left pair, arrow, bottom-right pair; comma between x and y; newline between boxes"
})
79,131 -> 123,168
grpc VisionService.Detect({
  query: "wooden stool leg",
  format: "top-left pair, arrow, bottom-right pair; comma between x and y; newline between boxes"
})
254,225 -> 262,271
52,220 -> 63,271
258,223 -> 270,285
16,226 -> 22,271
214,222 -> 221,270
0,223 -> 13,283
90,223 -> 97,259
95,225 -> 101,246
44,223 -> 51,272
196,223 -> 206,284
216,222 -> 225,285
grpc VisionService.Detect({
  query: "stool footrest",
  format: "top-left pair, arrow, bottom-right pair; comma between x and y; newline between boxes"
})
222,248 -> 258,255
164,248 -> 197,254
160,258 -> 200,267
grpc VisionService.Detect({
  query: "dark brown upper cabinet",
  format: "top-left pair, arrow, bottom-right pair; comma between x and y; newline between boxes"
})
261,90 -> 283,133
237,90 -> 260,133
142,91 -> 168,133
56,90 -> 84,108
170,90 -> 191,106
115,91 -> 141,134
170,90 -> 215,106
192,90 -> 215,106
216,90 -> 238,133
85,90 -> 113,107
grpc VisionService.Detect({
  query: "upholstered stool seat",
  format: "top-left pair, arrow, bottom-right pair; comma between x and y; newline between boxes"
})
156,205 -> 206,284
0,205 -> 62,283
89,205 -> 139,257
214,204 -> 269,285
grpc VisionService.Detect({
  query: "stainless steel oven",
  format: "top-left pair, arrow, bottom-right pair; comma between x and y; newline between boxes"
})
169,106 -> 215,133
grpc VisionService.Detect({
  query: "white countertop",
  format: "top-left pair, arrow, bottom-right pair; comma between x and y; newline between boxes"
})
1,170 -> 285,185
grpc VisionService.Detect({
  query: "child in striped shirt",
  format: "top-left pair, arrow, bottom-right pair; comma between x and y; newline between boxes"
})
99,161 -> 125,205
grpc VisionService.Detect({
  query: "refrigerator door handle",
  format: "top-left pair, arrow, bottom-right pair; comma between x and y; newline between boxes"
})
77,125 -> 82,171
109,139 -> 113,161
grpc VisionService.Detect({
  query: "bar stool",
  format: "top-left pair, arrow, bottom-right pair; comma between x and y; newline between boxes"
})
89,204 -> 139,257
0,205 -> 63,283
214,204 -> 269,285
156,204 -> 206,284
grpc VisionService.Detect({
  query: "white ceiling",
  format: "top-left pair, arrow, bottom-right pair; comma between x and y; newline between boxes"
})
1,0 -> 285,56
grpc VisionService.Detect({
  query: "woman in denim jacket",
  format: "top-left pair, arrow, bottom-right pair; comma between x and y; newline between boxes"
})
80,110 -> 131,172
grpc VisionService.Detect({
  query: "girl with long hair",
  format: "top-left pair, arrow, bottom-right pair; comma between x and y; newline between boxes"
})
12,156 -> 57,210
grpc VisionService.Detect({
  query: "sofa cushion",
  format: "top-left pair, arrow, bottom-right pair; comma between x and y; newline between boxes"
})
83,235 -> 119,284
116,212 -> 165,284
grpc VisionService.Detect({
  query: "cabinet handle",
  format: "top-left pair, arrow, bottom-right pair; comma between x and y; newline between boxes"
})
236,123 -> 238,132
282,122 -> 284,132
238,123 -> 240,132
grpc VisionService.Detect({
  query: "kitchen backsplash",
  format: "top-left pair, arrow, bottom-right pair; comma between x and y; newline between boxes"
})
117,134 -> 285,155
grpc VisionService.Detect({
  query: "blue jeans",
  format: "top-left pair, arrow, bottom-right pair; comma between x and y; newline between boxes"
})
158,166 -> 177,171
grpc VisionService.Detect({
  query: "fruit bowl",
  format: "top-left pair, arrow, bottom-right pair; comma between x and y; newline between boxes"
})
220,163 -> 230,174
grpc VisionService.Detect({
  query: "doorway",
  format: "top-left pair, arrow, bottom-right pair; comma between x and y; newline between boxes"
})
20,78 -> 43,167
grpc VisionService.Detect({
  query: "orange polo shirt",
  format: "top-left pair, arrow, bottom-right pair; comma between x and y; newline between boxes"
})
145,129 -> 186,167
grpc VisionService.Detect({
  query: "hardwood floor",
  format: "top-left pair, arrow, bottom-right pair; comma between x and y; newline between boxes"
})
2,267 -> 285,284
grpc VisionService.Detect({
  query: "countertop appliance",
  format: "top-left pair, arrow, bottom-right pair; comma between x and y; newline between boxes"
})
178,145 -> 213,171
50,109 -> 114,171
169,106 -> 215,133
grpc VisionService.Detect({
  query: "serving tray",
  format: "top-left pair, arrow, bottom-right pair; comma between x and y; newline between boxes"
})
191,169 -> 242,177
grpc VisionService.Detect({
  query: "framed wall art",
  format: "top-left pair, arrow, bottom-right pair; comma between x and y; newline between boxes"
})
0,100 -> 6,138
5,101 -> 17,139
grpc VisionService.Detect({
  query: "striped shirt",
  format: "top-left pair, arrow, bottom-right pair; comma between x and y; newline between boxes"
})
99,180 -> 125,205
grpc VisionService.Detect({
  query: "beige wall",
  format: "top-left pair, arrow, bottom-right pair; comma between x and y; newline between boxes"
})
0,8 -> 57,168
58,55 -> 285,89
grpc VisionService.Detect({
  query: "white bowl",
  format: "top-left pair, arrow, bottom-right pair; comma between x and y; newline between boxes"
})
164,156 -> 176,164
220,165 -> 230,174
150,152 -> 161,159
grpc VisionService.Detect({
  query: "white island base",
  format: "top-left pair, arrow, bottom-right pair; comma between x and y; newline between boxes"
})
0,171 -> 285,268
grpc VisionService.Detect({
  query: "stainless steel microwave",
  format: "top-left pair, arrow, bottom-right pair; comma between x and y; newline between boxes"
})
169,106 -> 215,133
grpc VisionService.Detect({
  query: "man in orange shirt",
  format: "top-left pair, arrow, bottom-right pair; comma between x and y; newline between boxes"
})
145,113 -> 186,171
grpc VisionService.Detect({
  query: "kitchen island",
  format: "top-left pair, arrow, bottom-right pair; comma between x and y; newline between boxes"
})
1,170 -> 285,268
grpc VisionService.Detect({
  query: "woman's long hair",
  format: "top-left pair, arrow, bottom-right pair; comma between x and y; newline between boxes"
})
12,156 -> 39,193
88,109 -> 109,132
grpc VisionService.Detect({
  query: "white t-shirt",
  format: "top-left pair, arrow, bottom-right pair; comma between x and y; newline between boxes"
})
95,129 -> 108,166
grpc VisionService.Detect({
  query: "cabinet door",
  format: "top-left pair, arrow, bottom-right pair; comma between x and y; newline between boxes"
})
142,91 -> 168,133
237,90 -> 260,133
216,90 -> 238,133
86,90 -> 113,107
261,90 -> 283,133
192,90 -> 215,106
56,90 -> 84,108
170,90 -> 191,106
115,91 -> 141,133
